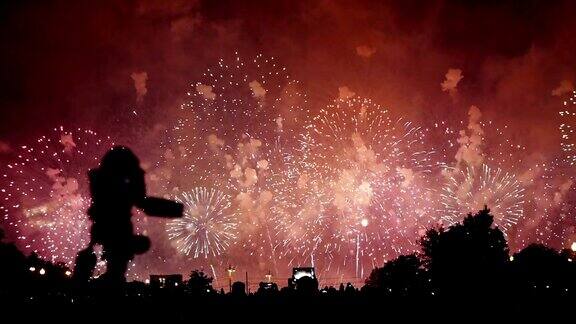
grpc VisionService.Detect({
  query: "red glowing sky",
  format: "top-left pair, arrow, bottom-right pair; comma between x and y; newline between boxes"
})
1,0 -> 575,148
2,0 -> 576,284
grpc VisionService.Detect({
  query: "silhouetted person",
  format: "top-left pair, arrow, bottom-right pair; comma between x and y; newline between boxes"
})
74,146 -> 183,286
294,276 -> 318,295
327,285 -> 337,295
344,282 -> 356,296
256,282 -> 279,296
231,281 -> 246,297
338,283 -> 345,294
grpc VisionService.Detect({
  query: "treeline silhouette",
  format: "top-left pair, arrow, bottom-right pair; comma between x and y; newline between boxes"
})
364,207 -> 576,299
1,207 -> 575,318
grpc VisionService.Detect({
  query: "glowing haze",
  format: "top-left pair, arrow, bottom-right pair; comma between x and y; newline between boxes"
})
1,1 -> 576,285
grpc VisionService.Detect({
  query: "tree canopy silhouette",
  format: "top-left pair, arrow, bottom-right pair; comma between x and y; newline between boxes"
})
364,253 -> 427,296
0,228 -> 27,292
187,270 -> 214,296
510,243 -> 576,297
419,206 -> 508,297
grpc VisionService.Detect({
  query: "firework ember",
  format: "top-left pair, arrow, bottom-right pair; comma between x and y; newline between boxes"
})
2,1 -> 576,283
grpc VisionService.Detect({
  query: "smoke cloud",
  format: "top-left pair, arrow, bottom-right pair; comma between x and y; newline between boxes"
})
441,68 -> 463,100
455,106 -> 484,168
552,80 -> 574,97
131,71 -> 148,103
356,45 -> 376,58
196,83 -> 216,100
249,80 -> 267,100
59,134 -> 77,153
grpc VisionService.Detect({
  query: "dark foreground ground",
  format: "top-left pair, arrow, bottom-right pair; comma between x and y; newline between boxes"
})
1,293 -> 571,322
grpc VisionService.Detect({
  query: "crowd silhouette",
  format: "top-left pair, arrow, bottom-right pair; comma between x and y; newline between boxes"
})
1,147 -> 575,318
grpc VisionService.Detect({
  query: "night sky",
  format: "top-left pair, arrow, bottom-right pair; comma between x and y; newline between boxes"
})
1,0 -> 576,286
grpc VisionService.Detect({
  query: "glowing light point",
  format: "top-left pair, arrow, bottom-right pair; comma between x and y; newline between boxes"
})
360,218 -> 369,227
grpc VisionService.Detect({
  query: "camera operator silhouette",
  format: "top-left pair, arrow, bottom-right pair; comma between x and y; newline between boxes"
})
73,146 -> 183,285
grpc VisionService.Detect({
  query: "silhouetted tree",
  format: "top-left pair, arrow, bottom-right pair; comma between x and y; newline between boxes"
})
510,243 -> 576,297
420,207 -> 508,297
364,253 -> 427,296
187,270 -> 214,296
25,253 -> 73,294
0,227 -> 28,293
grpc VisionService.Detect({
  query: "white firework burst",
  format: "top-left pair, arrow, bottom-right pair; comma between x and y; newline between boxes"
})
167,187 -> 238,258
440,163 -> 525,232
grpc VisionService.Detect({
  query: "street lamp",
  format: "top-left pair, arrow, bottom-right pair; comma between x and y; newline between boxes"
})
265,270 -> 272,283
227,265 -> 236,292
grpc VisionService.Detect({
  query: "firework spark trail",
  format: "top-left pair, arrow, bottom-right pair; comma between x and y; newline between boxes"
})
3,60 -> 575,282
153,53 -> 312,274
510,154 -> 576,251
560,90 -> 576,165
164,53 -> 308,169
167,187 -> 238,258
432,104 -> 538,243
268,96 -> 440,276
439,163 -> 525,233
0,126 -> 116,266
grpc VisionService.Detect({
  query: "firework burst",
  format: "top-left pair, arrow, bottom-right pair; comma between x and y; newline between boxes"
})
559,90 -> 576,165
160,52 -> 308,185
167,187 -> 239,258
439,163 -> 525,232
512,157 -> 576,249
152,53 -> 311,273
271,97 -> 438,276
0,127 -> 115,266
